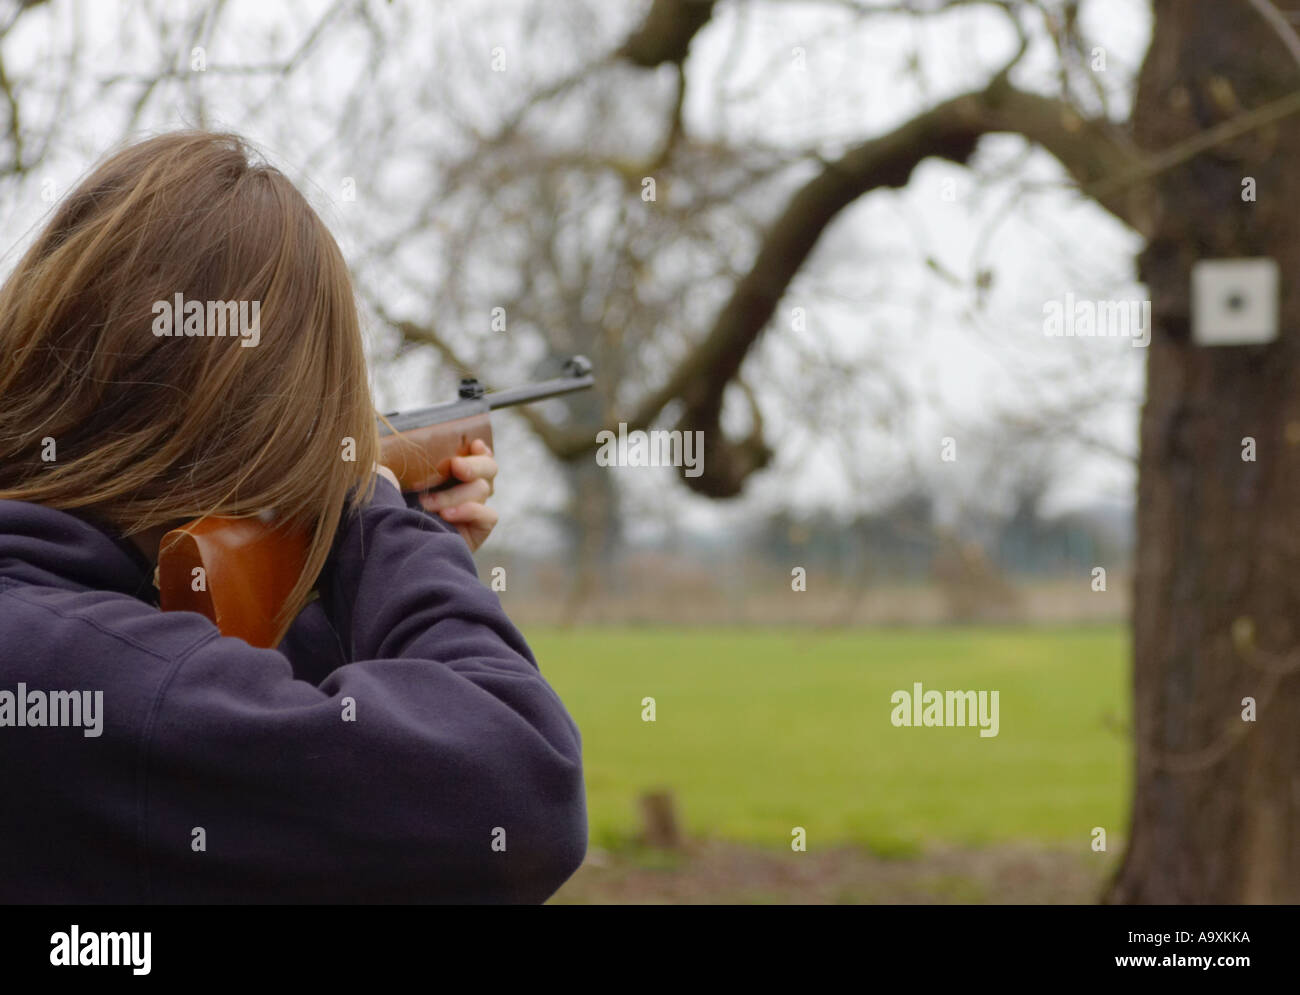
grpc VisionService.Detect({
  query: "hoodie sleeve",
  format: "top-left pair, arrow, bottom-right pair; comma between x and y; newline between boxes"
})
141,477 -> 586,904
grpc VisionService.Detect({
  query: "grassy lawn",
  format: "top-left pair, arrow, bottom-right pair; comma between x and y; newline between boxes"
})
527,625 -> 1131,856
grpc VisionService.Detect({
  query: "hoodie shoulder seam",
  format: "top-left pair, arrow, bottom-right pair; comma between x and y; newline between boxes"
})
0,583 -> 212,662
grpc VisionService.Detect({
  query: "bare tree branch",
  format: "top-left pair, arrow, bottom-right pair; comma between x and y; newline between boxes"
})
617,78 -> 1138,495
618,0 -> 717,67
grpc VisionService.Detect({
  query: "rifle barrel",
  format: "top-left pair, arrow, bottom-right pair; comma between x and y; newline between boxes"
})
485,371 -> 594,410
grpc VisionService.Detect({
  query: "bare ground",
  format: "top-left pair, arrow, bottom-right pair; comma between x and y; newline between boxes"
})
550,840 -> 1121,904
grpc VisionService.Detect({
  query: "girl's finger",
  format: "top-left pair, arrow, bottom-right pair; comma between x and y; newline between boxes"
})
440,500 -> 495,524
445,501 -> 498,551
448,453 -> 498,485
419,477 -> 491,511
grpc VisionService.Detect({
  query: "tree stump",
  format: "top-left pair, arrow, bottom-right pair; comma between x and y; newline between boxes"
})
638,789 -> 684,850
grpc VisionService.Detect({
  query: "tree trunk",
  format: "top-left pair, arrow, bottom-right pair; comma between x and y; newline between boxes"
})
559,455 -> 620,625
1108,0 -> 1300,902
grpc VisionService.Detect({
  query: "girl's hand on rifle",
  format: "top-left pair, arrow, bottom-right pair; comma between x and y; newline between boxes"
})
415,438 -> 499,552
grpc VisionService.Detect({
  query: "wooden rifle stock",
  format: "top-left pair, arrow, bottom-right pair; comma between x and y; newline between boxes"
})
157,356 -> 594,647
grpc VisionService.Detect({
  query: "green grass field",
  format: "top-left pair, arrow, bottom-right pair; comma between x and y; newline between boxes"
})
527,626 -> 1131,855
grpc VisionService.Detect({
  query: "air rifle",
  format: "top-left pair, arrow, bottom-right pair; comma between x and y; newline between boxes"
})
157,356 -> 594,648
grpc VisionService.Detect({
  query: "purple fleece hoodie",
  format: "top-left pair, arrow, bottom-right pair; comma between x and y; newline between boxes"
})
0,477 -> 587,903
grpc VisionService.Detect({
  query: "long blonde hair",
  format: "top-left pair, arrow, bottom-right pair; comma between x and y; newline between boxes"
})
0,131 -> 380,639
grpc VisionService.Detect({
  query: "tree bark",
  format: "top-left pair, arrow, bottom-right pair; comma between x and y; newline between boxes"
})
1107,0 -> 1300,903
559,454 -> 620,625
